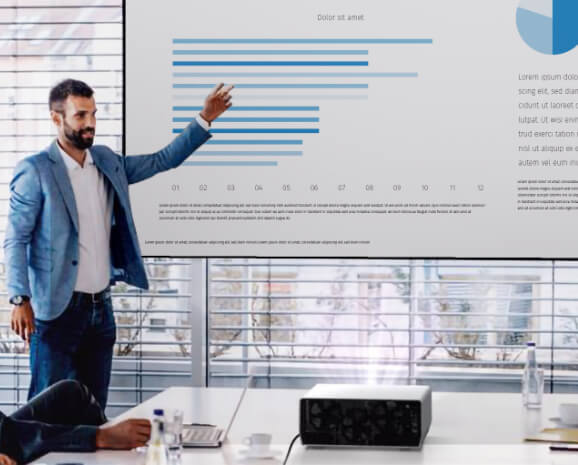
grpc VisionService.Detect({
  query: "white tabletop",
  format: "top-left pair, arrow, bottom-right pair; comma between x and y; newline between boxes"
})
34,387 -> 578,465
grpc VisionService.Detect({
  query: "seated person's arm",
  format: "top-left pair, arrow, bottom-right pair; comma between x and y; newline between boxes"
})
0,417 -> 150,464
0,454 -> 16,465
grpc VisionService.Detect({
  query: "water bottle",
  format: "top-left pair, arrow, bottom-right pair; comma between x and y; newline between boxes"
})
145,409 -> 168,465
522,342 -> 543,409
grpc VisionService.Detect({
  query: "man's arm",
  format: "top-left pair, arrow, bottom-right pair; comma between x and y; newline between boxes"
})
0,413 -> 98,464
123,117 -> 211,185
3,159 -> 43,342
0,415 -> 150,464
124,83 -> 233,184
4,159 -> 42,298
0,454 -> 15,465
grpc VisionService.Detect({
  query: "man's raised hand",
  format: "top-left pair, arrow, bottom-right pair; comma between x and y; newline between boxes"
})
199,83 -> 234,123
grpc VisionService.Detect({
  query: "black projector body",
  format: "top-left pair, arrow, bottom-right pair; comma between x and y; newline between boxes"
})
299,384 -> 432,449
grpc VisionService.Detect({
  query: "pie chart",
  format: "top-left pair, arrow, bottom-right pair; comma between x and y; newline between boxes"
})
516,0 -> 578,55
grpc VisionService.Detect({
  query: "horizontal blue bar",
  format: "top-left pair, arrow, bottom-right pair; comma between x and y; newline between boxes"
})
173,61 -> 368,67
211,129 -> 318,134
174,128 -> 319,134
173,83 -> 367,89
174,72 -> 418,78
174,117 -> 319,123
174,94 -> 367,101
183,161 -> 278,166
173,39 -> 433,44
205,139 -> 303,145
193,151 -> 302,156
217,117 -> 318,122
173,50 -> 368,55
173,106 -> 319,111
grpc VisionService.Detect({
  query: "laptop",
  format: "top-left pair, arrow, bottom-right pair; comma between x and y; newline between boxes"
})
181,378 -> 251,448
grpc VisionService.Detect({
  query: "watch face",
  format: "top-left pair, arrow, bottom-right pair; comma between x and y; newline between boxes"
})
11,296 -> 23,305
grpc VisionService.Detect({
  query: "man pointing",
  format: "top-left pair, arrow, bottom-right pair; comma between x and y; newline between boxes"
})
5,79 -> 233,409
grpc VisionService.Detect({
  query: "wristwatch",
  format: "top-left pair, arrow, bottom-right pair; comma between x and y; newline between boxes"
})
10,295 -> 30,306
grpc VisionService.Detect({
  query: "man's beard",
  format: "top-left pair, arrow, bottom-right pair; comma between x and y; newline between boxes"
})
63,121 -> 95,150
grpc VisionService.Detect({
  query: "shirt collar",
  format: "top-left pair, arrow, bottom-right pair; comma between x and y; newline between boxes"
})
57,141 -> 94,171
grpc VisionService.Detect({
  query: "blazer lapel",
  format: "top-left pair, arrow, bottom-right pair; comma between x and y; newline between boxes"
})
90,147 -> 127,209
48,140 -> 79,232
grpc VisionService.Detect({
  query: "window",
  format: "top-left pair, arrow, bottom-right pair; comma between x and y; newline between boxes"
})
0,2 -> 201,417
149,318 -> 168,333
207,259 -> 578,393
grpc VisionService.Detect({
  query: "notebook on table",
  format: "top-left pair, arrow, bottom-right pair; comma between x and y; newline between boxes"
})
525,428 -> 578,444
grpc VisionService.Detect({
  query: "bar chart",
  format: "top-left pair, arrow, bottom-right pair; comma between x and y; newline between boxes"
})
171,38 -> 429,167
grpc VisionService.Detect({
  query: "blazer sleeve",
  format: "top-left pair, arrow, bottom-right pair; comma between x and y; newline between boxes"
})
3,159 -> 43,299
123,119 -> 211,184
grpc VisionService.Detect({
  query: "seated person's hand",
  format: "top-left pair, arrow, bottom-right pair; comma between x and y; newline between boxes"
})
0,454 -> 17,465
95,419 -> 151,450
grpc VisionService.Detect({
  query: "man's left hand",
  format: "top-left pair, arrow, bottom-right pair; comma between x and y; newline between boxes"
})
199,83 -> 234,123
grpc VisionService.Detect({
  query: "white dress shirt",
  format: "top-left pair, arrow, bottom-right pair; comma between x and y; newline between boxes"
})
56,115 -> 209,293
58,143 -> 114,293
195,114 -> 210,131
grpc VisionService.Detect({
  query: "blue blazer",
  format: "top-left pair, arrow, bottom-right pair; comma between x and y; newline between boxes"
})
4,121 -> 210,321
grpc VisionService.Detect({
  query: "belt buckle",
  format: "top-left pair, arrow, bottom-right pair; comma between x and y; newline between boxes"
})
92,291 -> 104,304
93,288 -> 110,304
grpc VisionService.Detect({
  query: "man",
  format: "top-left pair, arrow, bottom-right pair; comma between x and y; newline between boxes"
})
5,79 -> 233,409
0,379 -> 151,464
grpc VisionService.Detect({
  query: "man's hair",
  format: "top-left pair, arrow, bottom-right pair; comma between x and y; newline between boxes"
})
49,79 -> 94,112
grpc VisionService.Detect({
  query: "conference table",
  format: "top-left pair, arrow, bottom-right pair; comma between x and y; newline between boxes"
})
35,387 -> 578,465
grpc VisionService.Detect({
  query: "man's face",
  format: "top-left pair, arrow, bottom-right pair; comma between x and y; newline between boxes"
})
52,95 -> 97,150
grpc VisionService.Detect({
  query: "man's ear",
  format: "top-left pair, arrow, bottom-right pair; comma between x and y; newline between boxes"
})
50,110 -> 62,127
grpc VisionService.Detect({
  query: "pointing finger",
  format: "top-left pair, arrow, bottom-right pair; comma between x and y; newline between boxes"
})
211,82 -> 225,95
222,84 -> 234,94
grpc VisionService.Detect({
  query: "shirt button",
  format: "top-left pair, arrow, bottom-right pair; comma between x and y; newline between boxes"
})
72,260 -> 78,266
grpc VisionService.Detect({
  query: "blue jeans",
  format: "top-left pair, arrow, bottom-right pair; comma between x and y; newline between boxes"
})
28,289 -> 116,410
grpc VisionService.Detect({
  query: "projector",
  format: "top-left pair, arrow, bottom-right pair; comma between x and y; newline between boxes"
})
299,384 -> 432,449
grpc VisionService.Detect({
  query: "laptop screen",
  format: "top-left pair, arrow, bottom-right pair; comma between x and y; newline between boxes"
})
221,375 -> 252,441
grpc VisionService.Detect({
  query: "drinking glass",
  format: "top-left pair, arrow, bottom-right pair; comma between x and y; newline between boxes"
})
164,409 -> 184,463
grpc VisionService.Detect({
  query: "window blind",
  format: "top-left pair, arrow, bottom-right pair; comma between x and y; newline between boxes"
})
207,259 -> 578,394
0,1 -> 198,417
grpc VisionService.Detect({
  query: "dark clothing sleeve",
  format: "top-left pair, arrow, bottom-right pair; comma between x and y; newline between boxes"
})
0,380 -> 106,464
0,414 -> 98,464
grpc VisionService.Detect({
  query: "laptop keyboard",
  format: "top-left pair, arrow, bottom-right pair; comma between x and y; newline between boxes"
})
183,427 -> 222,443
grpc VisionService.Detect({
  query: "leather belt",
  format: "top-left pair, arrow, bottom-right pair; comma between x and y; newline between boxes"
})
72,287 -> 110,304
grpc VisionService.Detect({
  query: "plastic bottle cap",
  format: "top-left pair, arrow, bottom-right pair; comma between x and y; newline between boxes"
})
526,341 -> 536,347
154,409 -> 164,416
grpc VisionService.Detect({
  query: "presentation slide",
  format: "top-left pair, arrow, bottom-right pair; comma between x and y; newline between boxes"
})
125,0 -> 578,258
